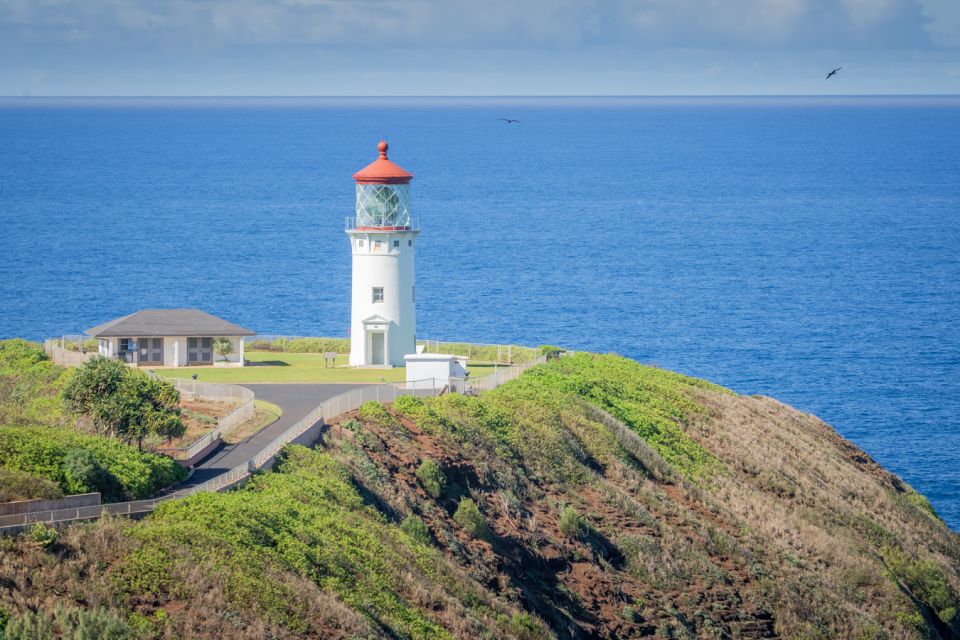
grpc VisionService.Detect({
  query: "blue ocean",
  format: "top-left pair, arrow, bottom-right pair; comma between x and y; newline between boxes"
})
1,96 -> 958,528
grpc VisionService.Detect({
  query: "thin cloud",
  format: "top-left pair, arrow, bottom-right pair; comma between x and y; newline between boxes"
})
0,0 -> 947,50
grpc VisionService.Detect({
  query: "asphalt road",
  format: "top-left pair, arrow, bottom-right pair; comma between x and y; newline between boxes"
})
171,383 -> 362,492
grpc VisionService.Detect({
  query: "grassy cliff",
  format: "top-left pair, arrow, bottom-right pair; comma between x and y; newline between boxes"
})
1,353 -> 958,639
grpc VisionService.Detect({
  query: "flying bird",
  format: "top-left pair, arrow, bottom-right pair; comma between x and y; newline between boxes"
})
498,118 -> 522,124
826,67 -> 842,80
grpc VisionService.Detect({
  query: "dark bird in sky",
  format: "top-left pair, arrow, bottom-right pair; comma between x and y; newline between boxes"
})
826,67 -> 842,79
498,118 -> 522,124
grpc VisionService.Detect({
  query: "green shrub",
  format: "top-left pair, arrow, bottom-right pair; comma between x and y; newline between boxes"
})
358,401 -> 391,424
883,545 -> 959,626
416,341 -> 540,363
508,612 -> 545,639
400,514 -> 431,546
0,606 -> 9,639
454,498 -> 490,540
0,468 -> 62,502
62,448 -> 124,501
416,459 -> 446,499
391,394 -> 426,418
247,337 -> 351,354
29,523 -> 58,549
0,425 -> 186,500
558,505 -> 585,538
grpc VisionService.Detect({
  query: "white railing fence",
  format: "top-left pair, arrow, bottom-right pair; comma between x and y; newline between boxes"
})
162,379 -> 256,461
43,340 -> 95,367
1,349 -> 552,534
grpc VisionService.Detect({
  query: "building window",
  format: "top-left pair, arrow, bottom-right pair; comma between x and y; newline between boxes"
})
393,240 -> 400,248
408,240 -> 412,246
372,287 -> 384,303
119,338 -> 134,352
358,239 -> 364,248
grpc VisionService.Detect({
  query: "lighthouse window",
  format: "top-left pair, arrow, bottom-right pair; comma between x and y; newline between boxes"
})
408,240 -> 412,246
372,287 -> 384,303
358,240 -> 364,248
393,240 -> 400,248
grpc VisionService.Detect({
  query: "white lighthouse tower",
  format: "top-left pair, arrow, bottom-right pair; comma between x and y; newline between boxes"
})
346,140 -> 418,367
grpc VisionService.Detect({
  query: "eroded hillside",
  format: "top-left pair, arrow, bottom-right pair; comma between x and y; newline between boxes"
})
1,354 -> 958,639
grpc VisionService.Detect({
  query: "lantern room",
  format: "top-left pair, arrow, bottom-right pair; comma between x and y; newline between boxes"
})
351,140 -> 413,230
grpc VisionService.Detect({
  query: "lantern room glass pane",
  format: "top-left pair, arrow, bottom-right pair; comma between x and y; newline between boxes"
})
355,184 -> 410,228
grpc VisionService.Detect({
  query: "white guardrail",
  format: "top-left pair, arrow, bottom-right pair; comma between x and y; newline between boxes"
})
166,379 -> 256,461
0,354 -> 549,533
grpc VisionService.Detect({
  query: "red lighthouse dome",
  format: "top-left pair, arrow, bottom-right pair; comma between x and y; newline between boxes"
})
352,140 -> 413,185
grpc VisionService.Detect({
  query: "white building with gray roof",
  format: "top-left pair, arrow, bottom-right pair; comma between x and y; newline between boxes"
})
86,308 -> 255,367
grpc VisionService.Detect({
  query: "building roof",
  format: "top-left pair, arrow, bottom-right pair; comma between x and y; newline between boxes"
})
352,140 -> 413,185
86,309 -> 255,338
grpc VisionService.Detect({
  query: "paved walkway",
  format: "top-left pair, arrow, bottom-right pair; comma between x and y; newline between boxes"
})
170,383 -> 361,494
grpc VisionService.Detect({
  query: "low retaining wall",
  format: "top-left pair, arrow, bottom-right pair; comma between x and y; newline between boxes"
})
0,493 -> 100,517
175,437 -> 221,468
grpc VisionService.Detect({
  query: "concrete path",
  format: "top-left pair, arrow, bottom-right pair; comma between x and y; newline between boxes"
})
170,383 -> 361,493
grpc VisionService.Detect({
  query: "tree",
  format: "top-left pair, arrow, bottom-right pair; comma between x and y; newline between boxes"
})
212,337 -> 234,363
62,356 -> 185,450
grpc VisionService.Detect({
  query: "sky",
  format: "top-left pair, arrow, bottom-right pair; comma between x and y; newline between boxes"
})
1,0 -> 958,96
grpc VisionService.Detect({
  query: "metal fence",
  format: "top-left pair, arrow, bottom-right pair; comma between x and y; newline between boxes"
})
1,352 -> 549,534
43,340 -> 95,367
164,379 -> 256,461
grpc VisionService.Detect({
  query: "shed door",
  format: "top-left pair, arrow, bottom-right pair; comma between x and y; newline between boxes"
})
140,338 -> 163,364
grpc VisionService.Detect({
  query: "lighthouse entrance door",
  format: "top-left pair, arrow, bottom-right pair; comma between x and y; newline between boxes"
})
370,332 -> 385,365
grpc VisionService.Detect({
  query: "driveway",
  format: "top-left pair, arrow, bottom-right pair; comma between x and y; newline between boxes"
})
170,383 -> 362,493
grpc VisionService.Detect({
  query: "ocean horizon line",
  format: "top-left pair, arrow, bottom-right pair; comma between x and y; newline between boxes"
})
2,94 -> 959,108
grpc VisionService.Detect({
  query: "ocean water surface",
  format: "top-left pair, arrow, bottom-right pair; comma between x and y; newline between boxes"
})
1,96 -> 958,528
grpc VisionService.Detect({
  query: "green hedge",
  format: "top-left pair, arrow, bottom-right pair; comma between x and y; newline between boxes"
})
417,341 -> 540,363
246,337 -> 351,354
0,426 -> 186,501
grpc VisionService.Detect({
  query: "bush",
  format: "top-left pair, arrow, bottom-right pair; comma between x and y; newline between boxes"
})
29,523 -> 58,549
454,498 -> 490,540
0,425 -> 186,500
0,468 -> 62,502
558,505 -> 585,538
400,514 -> 431,546
358,401 -> 390,423
416,459 -> 446,499
508,612 -> 545,639
883,546 -> 959,626
62,448 -> 124,501
391,395 -> 426,418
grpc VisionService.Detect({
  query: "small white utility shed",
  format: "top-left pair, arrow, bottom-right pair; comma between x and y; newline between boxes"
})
404,353 -> 468,390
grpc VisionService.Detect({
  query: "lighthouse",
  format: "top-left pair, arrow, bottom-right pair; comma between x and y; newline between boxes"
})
346,140 -> 419,367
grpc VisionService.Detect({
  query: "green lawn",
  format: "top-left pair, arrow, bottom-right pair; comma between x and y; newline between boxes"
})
152,352 -> 507,384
